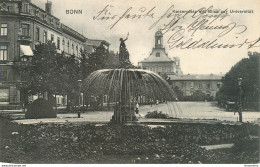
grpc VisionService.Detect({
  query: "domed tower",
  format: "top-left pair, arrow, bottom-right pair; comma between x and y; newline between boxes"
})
155,30 -> 163,49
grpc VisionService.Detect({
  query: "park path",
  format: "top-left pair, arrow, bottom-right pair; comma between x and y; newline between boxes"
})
10,102 -> 260,124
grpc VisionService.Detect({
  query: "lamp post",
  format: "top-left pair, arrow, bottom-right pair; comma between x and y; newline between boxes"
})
77,79 -> 82,118
238,77 -> 243,122
18,82 -> 25,112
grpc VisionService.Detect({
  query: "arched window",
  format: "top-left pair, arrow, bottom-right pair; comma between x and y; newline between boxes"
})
157,39 -> 161,45
156,52 -> 160,57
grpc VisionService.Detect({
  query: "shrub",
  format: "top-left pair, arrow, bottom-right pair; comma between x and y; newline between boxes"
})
145,110 -> 169,119
25,98 -> 56,119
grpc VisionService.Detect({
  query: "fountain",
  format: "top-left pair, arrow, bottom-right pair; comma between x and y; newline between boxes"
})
82,34 -> 178,123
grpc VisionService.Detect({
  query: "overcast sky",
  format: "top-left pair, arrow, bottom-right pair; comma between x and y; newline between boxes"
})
32,0 -> 260,74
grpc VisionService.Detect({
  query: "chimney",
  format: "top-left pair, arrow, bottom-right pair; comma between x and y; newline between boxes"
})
45,0 -> 52,15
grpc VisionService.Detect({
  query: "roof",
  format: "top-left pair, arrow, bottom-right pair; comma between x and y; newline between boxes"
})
168,74 -> 223,81
140,48 -> 173,63
85,39 -> 110,47
155,30 -> 163,36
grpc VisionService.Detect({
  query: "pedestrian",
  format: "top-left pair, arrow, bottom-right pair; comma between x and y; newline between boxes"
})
135,103 -> 139,114
150,98 -> 154,107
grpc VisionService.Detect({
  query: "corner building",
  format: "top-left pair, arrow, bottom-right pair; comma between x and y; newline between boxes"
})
0,0 -> 86,109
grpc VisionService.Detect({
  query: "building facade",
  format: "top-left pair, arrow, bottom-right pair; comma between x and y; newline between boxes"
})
138,30 -> 182,75
0,0 -> 86,109
168,74 -> 223,98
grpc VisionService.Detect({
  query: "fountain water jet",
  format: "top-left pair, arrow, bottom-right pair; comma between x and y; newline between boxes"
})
82,34 -> 179,123
82,68 -> 178,123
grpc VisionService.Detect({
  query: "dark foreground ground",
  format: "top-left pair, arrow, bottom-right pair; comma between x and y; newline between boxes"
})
0,117 -> 259,164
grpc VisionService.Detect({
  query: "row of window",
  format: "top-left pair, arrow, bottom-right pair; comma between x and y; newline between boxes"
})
1,23 -> 30,37
147,66 -> 172,73
175,82 -> 221,89
1,22 -> 83,59
35,28 -> 82,56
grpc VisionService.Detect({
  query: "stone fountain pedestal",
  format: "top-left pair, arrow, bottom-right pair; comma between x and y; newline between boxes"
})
111,104 -> 138,123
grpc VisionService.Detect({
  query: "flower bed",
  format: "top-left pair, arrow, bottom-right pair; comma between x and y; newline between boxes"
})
0,118 -> 258,164
145,111 -> 169,119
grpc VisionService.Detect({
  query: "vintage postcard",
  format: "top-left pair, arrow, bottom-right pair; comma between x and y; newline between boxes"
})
0,0 -> 259,166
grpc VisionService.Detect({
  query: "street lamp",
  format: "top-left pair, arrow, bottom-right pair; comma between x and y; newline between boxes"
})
238,77 -> 243,122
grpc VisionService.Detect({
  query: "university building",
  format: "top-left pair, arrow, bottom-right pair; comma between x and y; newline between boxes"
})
138,30 -> 182,75
138,30 -> 223,99
0,0 -> 86,109
168,74 -> 223,98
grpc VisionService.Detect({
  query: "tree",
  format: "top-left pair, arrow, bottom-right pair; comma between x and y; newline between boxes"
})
59,54 -> 81,107
18,41 -> 81,109
87,43 -> 110,72
173,86 -> 183,101
80,49 -> 89,80
217,52 -> 260,110
27,41 -> 60,100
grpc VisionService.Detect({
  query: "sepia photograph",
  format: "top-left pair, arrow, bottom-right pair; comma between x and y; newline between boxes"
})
0,0 -> 259,166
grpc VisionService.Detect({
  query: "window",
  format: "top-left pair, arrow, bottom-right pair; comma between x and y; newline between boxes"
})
62,38 -> 65,50
22,3 -> 29,13
43,13 -> 47,21
57,37 -> 60,50
156,52 -> 160,57
207,83 -> 211,89
0,46 -> 7,60
35,9 -> 39,17
21,57 -> 27,62
21,24 -> 29,36
51,34 -> 54,42
191,82 -> 194,89
43,31 -> 47,43
72,43 -> 74,55
157,39 -> 161,45
0,88 -> 9,102
50,17 -> 54,24
35,27 -> 40,41
1,24 -> 7,36
0,2 -> 8,12
67,40 -> 70,53
198,83 -> 202,89
0,70 -> 7,81
76,45 -> 78,56
56,20 -> 60,27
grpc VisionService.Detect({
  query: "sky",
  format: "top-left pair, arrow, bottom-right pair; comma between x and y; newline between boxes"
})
32,0 -> 260,75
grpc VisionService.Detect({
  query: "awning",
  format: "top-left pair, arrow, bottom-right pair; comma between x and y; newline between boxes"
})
20,45 -> 33,56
